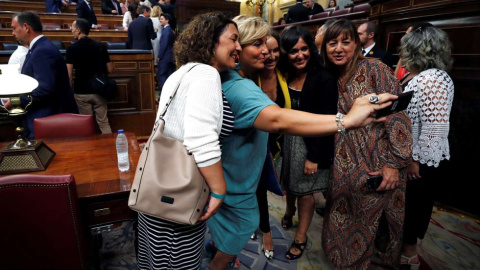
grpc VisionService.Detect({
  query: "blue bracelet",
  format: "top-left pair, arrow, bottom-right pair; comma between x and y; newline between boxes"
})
210,192 -> 226,199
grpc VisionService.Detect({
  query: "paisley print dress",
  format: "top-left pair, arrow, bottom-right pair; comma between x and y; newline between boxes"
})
322,59 -> 413,269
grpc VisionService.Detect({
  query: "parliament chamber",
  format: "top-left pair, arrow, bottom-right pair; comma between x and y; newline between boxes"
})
0,0 -> 479,269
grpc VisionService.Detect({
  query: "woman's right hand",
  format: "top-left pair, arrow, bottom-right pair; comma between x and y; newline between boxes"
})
344,93 -> 397,129
197,196 -> 224,222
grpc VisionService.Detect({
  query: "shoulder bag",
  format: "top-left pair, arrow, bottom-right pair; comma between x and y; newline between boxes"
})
128,64 -> 210,225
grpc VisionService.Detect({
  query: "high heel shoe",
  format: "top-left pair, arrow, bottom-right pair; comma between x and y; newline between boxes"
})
401,254 -> 420,270
281,215 -> 293,229
262,247 -> 274,260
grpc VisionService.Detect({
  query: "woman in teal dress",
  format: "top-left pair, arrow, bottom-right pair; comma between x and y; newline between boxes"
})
204,15 -> 400,270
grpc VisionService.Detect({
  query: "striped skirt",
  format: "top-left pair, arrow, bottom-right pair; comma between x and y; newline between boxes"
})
137,213 -> 206,270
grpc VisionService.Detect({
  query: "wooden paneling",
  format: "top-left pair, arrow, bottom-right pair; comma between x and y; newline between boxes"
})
370,0 -> 480,215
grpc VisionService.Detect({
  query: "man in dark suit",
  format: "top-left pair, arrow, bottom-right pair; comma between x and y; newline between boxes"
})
11,11 -> 77,139
101,0 -> 122,15
76,0 -> 102,29
305,0 -> 324,16
127,5 -> 156,50
285,0 -> 309,23
156,13 -> 175,88
358,21 -> 395,69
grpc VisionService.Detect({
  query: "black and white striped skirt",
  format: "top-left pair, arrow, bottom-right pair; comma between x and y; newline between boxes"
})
137,213 -> 206,270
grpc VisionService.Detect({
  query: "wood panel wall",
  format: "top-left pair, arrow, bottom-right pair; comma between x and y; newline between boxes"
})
366,0 -> 480,215
0,51 -> 156,140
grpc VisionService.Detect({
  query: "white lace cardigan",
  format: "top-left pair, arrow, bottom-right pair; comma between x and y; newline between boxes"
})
404,68 -> 454,167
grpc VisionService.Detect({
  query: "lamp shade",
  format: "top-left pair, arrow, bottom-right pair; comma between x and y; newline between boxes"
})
0,66 -> 38,97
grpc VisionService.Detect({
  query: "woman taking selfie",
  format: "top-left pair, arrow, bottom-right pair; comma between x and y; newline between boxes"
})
320,19 -> 413,269
137,12 -> 240,270
204,16 -> 400,270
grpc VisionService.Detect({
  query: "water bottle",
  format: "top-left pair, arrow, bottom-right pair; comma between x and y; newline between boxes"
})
116,129 -> 129,171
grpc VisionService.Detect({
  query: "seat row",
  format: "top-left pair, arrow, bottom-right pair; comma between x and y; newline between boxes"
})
0,0 -> 103,14
273,3 -> 370,28
2,41 -> 128,51
0,10 -> 124,30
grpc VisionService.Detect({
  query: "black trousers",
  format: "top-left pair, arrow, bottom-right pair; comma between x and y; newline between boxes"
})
403,163 -> 438,245
256,176 -> 271,233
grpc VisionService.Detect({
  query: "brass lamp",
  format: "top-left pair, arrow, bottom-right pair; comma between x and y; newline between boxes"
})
0,65 -> 56,175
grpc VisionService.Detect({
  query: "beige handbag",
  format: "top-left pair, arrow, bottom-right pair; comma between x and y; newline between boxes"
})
128,65 -> 210,225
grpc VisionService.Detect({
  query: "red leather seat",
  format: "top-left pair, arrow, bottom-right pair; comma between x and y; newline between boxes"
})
331,7 -> 353,17
0,174 -> 87,270
34,113 -> 95,139
312,11 -> 332,20
324,6 -> 339,13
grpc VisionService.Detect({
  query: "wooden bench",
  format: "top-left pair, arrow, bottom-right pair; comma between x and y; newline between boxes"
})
0,28 -> 127,49
0,10 -> 123,29
0,0 -> 102,14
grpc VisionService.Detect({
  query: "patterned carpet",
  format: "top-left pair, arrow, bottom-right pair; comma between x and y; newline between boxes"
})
96,139 -> 480,269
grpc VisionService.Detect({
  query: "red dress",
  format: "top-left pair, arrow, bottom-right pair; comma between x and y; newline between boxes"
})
322,59 -> 413,269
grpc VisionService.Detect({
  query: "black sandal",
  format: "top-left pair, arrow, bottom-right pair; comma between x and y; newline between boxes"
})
285,238 -> 307,260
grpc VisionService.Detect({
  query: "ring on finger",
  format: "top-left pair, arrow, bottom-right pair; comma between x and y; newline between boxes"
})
369,95 -> 380,104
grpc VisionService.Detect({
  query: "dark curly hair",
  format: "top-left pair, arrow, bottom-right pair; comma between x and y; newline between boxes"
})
174,12 -> 237,67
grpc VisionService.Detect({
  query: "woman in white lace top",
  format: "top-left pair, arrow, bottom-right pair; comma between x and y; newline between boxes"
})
399,25 -> 454,270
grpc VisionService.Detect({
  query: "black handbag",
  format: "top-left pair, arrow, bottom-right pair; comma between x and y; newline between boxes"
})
89,75 -> 117,100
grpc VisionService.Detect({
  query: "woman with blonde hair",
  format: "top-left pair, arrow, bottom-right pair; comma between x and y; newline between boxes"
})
150,5 -> 163,65
204,15 -> 400,270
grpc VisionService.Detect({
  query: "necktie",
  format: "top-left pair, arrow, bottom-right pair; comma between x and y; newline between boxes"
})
362,49 -> 366,55
21,50 -> 31,73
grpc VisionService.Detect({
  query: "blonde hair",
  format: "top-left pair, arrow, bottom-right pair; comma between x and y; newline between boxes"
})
151,5 -> 162,18
233,15 -> 270,46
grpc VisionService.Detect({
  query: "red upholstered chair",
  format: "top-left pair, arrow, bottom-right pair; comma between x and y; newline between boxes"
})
34,113 -> 95,139
324,6 -> 339,13
352,3 -> 371,14
312,11 -> 332,20
0,174 -> 87,270
331,7 -> 352,17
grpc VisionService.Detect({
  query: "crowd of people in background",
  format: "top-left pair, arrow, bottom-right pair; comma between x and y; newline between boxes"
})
5,1 -> 454,269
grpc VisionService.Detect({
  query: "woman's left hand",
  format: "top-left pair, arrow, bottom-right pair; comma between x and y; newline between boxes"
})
372,165 -> 399,191
344,93 -> 396,129
406,161 -> 421,180
304,159 -> 318,175
197,196 -> 224,222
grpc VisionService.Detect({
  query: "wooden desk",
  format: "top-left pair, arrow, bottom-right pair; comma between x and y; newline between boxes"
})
0,132 -> 141,229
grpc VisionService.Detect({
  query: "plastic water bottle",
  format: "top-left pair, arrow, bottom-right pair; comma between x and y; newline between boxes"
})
116,129 -> 129,171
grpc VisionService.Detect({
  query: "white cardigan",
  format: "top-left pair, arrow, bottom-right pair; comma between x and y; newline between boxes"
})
404,68 -> 454,167
156,63 -> 224,167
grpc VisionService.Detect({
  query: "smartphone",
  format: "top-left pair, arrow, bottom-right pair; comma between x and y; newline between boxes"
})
366,175 -> 383,191
376,91 -> 414,118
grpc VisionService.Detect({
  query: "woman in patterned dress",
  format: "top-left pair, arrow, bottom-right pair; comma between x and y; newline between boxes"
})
320,19 -> 413,269
399,25 -> 454,270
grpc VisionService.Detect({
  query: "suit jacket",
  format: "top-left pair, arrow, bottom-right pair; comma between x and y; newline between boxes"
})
21,36 -> 78,139
101,0 -> 123,15
127,15 -> 156,50
286,2 -> 309,23
157,3 -> 177,29
158,25 -> 175,64
367,44 -> 396,70
45,0 -> 62,13
309,3 -> 324,15
295,65 -> 338,167
76,0 -> 98,27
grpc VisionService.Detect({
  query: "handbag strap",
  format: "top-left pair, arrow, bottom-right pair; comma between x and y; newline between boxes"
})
158,64 -> 200,118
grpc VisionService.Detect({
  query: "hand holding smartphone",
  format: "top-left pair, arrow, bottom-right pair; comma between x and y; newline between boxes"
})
366,175 -> 383,192
376,91 -> 414,118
